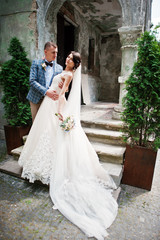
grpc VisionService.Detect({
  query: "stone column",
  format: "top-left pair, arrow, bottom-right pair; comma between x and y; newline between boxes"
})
112,25 -> 142,120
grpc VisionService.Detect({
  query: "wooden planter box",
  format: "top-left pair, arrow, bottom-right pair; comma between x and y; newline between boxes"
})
121,145 -> 157,191
4,125 -> 31,154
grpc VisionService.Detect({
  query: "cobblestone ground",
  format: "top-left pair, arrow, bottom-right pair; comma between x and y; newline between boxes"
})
0,150 -> 160,240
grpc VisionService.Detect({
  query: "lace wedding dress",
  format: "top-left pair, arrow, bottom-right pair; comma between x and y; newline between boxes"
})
19,66 -> 118,240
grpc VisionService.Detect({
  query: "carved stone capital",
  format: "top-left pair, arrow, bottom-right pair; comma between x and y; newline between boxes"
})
118,26 -> 142,47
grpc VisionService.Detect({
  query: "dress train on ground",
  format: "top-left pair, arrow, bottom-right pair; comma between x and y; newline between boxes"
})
19,72 -> 118,240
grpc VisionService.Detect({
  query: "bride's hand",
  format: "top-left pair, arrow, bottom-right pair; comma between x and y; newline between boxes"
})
58,113 -> 63,121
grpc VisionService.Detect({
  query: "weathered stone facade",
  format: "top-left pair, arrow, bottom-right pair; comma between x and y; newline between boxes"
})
0,0 -> 37,63
100,34 -> 121,103
0,0 -> 152,138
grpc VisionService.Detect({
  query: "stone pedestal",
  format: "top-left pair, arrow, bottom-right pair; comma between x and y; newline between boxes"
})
112,25 -> 142,119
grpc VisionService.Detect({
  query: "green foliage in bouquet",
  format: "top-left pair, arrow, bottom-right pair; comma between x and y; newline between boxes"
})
121,31 -> 160,151
0,37 -> 32,126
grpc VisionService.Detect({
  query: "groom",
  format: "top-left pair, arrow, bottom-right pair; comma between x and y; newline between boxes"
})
27,42 -> 63,121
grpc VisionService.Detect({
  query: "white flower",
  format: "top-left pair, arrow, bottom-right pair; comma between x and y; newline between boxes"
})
55,113 -> 75,132
41,62 -> 46,71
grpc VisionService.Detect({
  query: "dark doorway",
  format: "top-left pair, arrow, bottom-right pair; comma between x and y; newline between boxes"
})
57,13 -> 74,100
57,12 -> 85,104
88,38 -> 95,71
57,13 -> 75,69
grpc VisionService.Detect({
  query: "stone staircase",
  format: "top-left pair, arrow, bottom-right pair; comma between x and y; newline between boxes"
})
10,102 -> 125,187
80,104 -> 125,186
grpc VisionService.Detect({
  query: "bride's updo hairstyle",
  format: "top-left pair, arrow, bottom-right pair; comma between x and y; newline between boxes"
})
71,51 -> 81,70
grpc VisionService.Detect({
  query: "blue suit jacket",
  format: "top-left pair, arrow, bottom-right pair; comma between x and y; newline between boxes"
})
27,59 -> 63,104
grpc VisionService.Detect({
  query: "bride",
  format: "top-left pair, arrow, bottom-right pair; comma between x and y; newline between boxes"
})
19,51 -> 118,240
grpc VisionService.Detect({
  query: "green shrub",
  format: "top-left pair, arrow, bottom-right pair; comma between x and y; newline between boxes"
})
0,37 -> 32,126
121,31 -> 160,151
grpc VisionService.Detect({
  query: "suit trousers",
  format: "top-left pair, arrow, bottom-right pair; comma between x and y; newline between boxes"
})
30,99 -> 43,122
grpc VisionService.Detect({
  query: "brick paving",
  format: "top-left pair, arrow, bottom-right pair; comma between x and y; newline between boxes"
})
0,142 -> 160,240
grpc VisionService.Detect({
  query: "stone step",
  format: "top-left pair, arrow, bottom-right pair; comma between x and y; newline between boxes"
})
0,158 -> 123,188
92,142 -> 125,164
81,119 -> 124,131
11,145 -> 23,157
101,162 -> 123,187
11,141 -> 125,165
11,146 -> 23,159
0,158 -> 47,187
84,127 -> 125,146
23,135 -> 27,144
0,158 -> 22,178
81,102 -> 117,111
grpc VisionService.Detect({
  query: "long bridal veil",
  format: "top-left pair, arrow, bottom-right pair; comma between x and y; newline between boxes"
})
49,65 -> 118,240
63,64 -> 81,123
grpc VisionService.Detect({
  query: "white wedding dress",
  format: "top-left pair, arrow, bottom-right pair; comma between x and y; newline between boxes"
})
19,66 -> 118,240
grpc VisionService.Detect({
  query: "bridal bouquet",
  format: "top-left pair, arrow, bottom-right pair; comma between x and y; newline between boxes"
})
55,113 -> 75,132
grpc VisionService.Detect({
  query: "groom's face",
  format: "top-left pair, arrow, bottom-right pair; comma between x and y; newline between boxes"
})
45,46 -> 58,62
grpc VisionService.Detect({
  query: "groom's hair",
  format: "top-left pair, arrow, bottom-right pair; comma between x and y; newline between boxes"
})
44,42 -> 57,50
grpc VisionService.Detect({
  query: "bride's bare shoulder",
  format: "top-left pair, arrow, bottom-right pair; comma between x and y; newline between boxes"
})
61,71 -> 73,80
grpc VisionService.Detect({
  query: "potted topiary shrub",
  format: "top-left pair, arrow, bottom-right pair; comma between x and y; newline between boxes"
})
0,37 -> 32,154
121,30 -> 160,190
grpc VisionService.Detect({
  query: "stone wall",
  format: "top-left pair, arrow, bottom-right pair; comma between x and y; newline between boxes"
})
119,0 -> 152,30
0,0 -> 37,64
75,11 -> 101,102
88,75 -> 101,102
73,5 -> 102,102
99,34 -> 121,102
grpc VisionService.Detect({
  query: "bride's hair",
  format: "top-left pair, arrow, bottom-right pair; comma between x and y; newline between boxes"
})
70,51 -> 81,70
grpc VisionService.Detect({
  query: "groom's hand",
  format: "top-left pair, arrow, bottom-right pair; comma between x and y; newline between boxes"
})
58,81 -> 68,92
58,81 -> 63,89
46,89 -> 59,100
52,91 -> 59,100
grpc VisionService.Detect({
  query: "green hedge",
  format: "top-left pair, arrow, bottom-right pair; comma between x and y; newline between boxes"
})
0,37 -> 32,126
121,31 -> 160,151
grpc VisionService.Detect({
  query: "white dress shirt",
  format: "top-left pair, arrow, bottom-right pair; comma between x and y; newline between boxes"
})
44,60 -> 55,88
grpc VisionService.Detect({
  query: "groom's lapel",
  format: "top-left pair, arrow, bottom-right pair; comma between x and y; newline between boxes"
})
41,59 -> 46,80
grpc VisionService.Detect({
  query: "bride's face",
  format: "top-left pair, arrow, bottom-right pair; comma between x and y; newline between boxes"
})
65,54 -> 75,69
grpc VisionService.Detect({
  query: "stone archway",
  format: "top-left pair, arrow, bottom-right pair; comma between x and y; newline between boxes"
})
36,0 -> 152,107
37,0 -> 123,104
